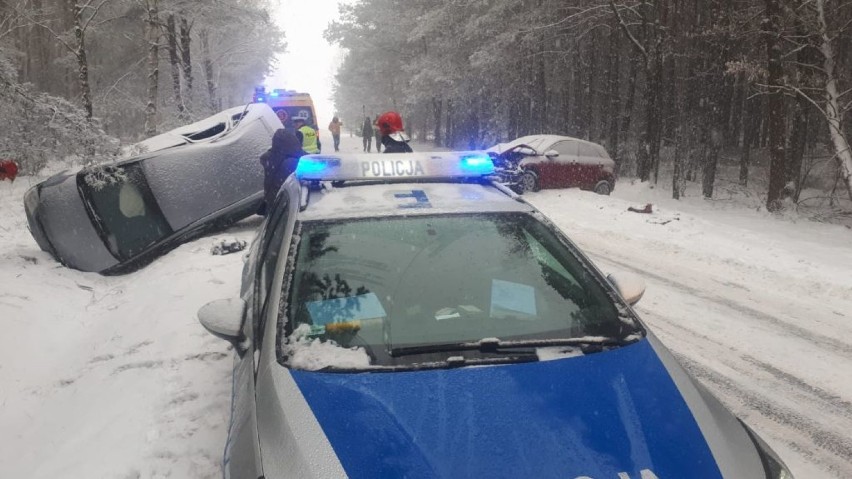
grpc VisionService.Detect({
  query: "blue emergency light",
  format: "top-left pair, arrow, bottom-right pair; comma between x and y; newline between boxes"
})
295,152 -> 495,181
460,153 -> 494,174
295,156 -> 341,177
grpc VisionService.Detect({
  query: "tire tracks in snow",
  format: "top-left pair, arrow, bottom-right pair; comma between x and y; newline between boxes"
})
584,251 -> 852,477
589,251 -> 852,358
678,353 -> 852,478
646,313 -> 852,477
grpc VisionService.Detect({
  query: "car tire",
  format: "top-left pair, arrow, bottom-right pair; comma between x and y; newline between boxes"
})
521,170 -> 540,192
593,180 -> 612,195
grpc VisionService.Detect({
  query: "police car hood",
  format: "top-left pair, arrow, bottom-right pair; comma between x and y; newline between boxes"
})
284,337 -> 764,478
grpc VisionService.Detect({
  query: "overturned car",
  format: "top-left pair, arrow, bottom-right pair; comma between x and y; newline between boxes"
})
24,103 -> 280,274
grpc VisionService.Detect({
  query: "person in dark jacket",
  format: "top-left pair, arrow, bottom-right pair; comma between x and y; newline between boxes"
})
373,115 -> 382,153
259,129 -> 306,214
361,117 -> 373,152
376,111 -> 413,153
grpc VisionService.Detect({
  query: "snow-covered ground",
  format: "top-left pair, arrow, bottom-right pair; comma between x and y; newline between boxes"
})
1,134 -> 850,478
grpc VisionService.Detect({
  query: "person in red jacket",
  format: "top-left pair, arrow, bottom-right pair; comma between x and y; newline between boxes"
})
376,111 -> 413,153
0,160 -> 18,182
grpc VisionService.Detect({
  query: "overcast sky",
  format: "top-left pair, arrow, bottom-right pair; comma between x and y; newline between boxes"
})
264,0 -> 345,128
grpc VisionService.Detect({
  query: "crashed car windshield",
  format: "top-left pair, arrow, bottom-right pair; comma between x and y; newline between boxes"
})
84,163 -> 173,260
284,212 -> 642,369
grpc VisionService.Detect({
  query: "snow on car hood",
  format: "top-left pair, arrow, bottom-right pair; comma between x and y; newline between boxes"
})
287,340 -> 725,479
487,135 -> 560,155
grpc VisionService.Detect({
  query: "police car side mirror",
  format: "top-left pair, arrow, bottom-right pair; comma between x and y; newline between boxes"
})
198,298 -> 247,345
607,273 -> 646,306
544,149 -> 559,159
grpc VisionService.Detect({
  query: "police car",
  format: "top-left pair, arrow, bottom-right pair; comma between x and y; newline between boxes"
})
197,152 -> 793,479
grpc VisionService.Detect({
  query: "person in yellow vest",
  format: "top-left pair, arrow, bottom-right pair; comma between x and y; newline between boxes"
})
293,113 -> 321,154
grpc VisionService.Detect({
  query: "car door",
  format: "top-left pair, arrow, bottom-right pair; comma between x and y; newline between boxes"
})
546,140 -> 580,188
225,191 -> 293,479
575,142 -> 607,189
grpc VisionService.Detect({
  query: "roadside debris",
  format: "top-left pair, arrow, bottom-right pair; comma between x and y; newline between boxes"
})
628,203 -> 653,214
211,239 -> 247,256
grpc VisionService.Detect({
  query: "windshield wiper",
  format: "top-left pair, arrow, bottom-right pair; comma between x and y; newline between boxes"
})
389,336 -> 637,358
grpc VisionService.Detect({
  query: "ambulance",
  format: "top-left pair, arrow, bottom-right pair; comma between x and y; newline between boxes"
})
253,86 -> 318,130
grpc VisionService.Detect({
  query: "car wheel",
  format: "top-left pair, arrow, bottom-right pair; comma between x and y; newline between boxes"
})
593,180 -> 612,195
521,170 -> 540,192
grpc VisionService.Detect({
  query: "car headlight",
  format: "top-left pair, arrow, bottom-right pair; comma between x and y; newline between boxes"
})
741,420 -> 794,478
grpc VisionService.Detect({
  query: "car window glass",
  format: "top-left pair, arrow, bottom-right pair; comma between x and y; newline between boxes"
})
183,122 -> 227,141
84,163 -> 173,260
284,213 -> 632,369
578,143 -> 601,158
552,141 -> 577,157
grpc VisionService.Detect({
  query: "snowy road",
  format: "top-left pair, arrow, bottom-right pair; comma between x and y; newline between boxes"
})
527,188 -> 852,479
1,134 -> 850,477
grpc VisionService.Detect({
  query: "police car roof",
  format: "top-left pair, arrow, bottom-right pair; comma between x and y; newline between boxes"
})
297,182 -> 534,221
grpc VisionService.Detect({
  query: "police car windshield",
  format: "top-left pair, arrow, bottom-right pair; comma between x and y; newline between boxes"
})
284,213 -> 641,370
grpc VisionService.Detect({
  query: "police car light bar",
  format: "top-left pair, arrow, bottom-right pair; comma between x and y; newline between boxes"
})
295,151 -> 495,181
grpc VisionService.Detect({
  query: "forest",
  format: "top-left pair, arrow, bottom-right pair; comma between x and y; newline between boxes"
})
3,1 -> 852,212
329,0 -> 852,210
1,0 -> 283,172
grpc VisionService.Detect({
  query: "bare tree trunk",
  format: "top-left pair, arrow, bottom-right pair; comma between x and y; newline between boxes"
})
649,52 -> 664,184
816,0 -> 852,201
702,127 -> 721,198
584,43 -> 597,141
764,0 -> 787,210
70,0 -> 92,119
179,17 -> 193,104
573,53 -> 585,137
144,0 -> 160,137
608,17 -> 622,171
788,98 -> 809,199
432,96 -> 442,146
740,85 -> 753,186
622,54 -> 639,136
728,74 -> 745,145
509,96 -> 520,140
610,0 -> 663,182
200,29 -> 217,113
166,15 -> 186,120
445,99 -> 454,148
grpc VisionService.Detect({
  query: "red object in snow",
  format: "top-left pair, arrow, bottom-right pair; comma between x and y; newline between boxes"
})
0,160 -> 18,182
628,203 -> 653,214
376,111 -> 405,136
